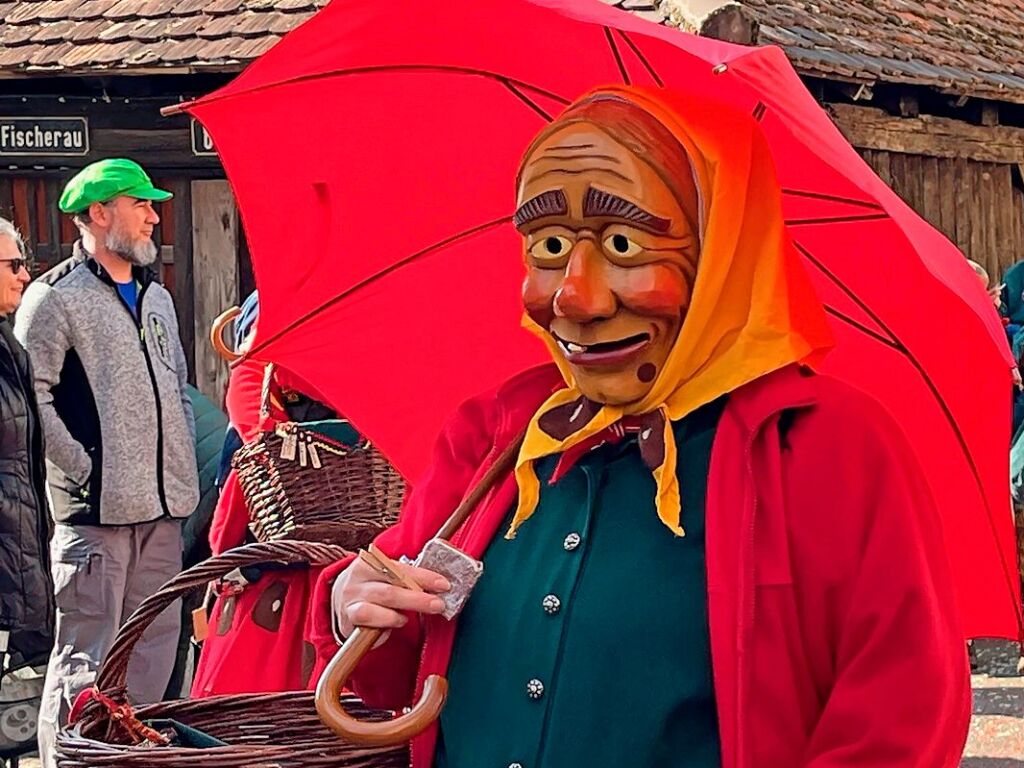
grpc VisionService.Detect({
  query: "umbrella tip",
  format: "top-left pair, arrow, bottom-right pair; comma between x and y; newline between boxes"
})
160,101 -> 191,117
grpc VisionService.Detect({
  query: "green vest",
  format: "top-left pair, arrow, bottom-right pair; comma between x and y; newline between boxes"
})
435,398 -> 726,768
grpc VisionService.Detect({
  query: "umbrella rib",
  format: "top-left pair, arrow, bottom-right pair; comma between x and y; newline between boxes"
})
800,241 -> 1024,636
782,189 -> 884,211
823,306 -> 900,349
502,80 -> 554,122
603,27 -> 631,85
787,213 -> 890,226
615,30 -> 665,87
240,216 -> 513,364
186,65 -> 572,113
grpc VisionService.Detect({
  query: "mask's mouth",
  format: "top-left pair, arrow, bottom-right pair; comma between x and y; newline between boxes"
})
554,331 -> 652,366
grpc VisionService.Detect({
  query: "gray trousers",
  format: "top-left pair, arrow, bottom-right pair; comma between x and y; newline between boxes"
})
37,519 -> 182,768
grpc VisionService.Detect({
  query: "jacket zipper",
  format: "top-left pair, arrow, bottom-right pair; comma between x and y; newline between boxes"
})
115,281 -> 171,517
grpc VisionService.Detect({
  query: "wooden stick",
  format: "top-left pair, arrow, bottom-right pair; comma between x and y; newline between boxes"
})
436,430 -> 525,541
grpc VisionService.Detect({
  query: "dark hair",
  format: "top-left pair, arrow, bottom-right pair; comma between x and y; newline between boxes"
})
517,92 -> 701,238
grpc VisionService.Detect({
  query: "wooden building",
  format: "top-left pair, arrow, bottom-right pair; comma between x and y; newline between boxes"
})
0,0 -> 326,400
1,0 -> 1022,400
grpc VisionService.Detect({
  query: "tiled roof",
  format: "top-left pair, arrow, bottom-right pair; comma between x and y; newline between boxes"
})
0,0 -> 327,74
0,0 -> 1022,103
627,0 -> 1024,103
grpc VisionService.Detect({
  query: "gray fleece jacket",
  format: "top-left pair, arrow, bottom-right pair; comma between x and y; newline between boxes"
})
15,242 -> 198,526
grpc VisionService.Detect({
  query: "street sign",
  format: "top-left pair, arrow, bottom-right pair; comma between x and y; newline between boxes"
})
191,119 -> 217,156
0,117 -> 89,156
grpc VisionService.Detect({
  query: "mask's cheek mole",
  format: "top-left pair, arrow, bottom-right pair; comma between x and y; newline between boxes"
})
637,363 -> 657,383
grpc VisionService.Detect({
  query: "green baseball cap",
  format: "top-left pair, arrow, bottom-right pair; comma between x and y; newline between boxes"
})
59,158 -> 172,214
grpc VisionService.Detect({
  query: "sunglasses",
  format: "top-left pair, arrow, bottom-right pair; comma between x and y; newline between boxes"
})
0,258 -> 27,274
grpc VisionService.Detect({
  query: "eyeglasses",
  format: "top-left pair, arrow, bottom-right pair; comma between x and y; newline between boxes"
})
0,258 -> 28,274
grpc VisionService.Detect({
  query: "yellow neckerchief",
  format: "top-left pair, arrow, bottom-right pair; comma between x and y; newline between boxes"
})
507,86 -> 834,540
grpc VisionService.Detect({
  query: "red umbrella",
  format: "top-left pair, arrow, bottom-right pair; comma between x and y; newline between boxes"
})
177,0 -> 1021,640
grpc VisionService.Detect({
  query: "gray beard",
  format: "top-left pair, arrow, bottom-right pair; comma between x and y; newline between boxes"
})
106,230 -> 157,267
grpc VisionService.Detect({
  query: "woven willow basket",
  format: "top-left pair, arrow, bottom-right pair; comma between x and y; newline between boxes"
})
233,423 -> 405,548
56,541 -> 409,768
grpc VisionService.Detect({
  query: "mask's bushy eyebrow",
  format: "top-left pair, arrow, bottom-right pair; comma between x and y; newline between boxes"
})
583,187 -> 671,233
514,190 -> 568,229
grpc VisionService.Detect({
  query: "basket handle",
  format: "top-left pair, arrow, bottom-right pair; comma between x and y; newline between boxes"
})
94,540 -> 350,699
210,306 -> 242,363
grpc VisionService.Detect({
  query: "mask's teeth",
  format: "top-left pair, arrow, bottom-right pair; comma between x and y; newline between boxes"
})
566,341 -> 587,354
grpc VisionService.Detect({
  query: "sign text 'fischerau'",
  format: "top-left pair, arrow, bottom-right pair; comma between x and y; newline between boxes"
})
0,117 -> 89,156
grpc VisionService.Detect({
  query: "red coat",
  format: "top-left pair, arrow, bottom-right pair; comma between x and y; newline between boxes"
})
310,364 -> 971,768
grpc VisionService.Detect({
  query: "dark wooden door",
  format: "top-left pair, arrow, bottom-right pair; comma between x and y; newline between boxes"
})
859,150 -> 1024,281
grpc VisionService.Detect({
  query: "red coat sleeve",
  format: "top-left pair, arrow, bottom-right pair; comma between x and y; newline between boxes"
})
307,388 -> 503,708
783,385 -> 971,767
208,470 -> 249,556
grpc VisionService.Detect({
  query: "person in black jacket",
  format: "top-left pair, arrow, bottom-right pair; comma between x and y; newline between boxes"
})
0,216 -> 52,674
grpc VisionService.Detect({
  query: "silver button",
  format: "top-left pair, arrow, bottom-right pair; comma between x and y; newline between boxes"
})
508,764 -> 524,768
526,678 -> 545,700
542,594 -> 561,615
563,532 -> 581,551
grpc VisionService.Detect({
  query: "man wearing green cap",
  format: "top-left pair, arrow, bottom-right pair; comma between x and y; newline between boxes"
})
15,158 -> 198,767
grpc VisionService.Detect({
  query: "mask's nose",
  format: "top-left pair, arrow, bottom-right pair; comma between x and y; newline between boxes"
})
553,239 -> 616,322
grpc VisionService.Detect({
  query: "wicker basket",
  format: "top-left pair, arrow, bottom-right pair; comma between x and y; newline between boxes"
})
56,541 -> 410,768
232,366 -> 406,548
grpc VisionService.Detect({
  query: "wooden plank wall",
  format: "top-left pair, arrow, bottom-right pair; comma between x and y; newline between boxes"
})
191,179 -> 238,402
860,150 -> 1024,282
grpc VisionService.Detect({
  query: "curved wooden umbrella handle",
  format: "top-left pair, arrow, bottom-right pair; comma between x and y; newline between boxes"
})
314,437 -> 524,747
210,306 -> 242,363
315,626 -> 448,746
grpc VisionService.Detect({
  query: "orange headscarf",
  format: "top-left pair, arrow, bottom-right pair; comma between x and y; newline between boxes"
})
508,85 -> 834,539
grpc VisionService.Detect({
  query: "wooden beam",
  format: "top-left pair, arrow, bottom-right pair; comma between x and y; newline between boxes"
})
169,179 -> 195,385
43,178 -> 61,272
830,103 -> 1024,164
191,180 -> 237,402
898,93 -> 919,118
0,178 -> 12,223
981,102 -> 999,127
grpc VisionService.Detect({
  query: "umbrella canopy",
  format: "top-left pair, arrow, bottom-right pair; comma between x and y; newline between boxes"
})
183,0 -> 1020,640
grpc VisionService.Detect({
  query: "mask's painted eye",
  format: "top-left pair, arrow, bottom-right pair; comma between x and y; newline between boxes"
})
602,233 -> 643,258
529,235 -> 573,260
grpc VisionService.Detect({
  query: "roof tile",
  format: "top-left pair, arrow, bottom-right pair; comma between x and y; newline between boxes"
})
102,0 -> 145,20
97,20 -> 130,42
5,2 -> 46,24
68,0 -> 116,20
168,0 -> 209,15
27,39 -> 76,66
134,0 -> 177,19
69,18 -> 106,42
164,14 -> 208,39
274,0 -> 321,9
205,0 -> 242,14
33,0 -> 83,20
196,13 -> 238,39
29,18 -> 76,42
125,16 -> 174,42
1,23 -> 41,45
0,43 -> 39,67
155,36 -> 213,64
